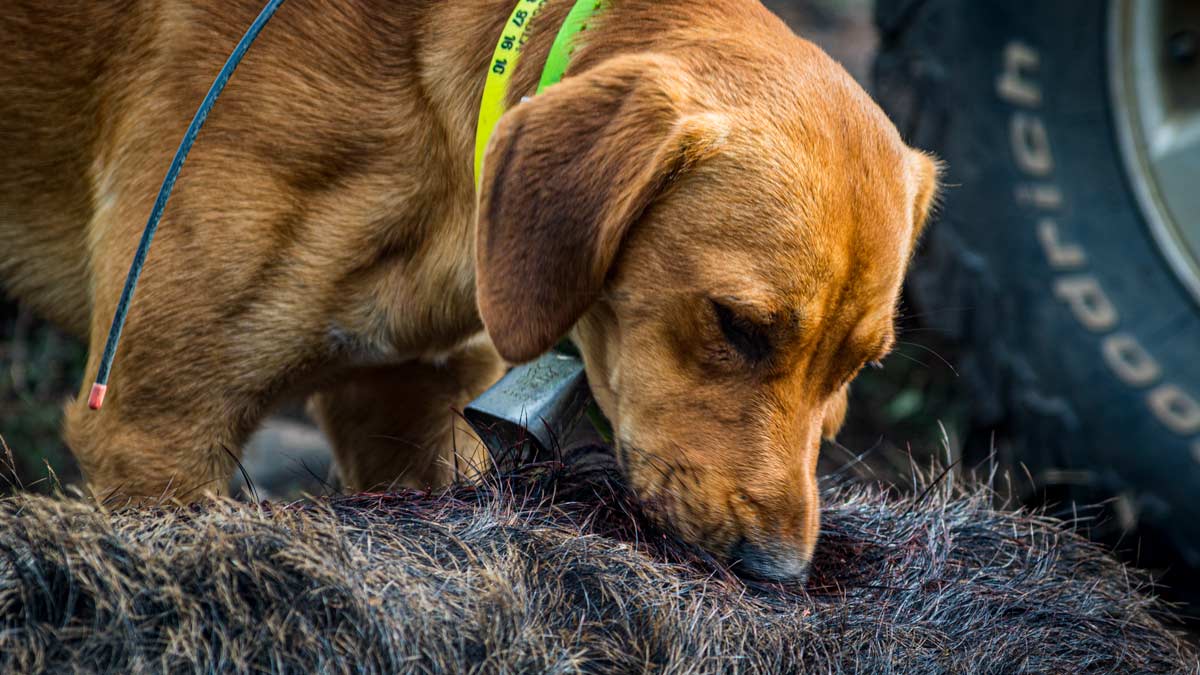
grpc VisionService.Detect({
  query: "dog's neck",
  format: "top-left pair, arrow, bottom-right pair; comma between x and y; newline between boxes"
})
418,0 -> 746,185
413,1 -> 584,178
472,1 -> 607,184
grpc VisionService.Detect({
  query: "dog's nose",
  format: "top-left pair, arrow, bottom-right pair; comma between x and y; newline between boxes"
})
729,539 -> 810,583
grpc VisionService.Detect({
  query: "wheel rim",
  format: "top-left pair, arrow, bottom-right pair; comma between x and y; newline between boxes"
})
1110,0 -> 1200,307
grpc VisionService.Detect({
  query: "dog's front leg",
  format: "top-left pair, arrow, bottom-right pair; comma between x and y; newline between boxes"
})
63,227 -> 329,502
62,307 -> 306,503
309,340 -> 505,491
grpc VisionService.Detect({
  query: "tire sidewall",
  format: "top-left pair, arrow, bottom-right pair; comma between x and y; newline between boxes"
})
878,0 -> 1200,563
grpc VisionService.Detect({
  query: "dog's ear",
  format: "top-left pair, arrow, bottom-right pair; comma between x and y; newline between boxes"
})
909,150 -> 942,241
476,55 -> 723,362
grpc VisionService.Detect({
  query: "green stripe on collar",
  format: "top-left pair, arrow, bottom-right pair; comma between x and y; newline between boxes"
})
537,0 -> 604,93
474,0 -> 606,188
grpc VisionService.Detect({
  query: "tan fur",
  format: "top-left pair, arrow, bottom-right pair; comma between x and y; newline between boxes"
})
0,0 -> 937,577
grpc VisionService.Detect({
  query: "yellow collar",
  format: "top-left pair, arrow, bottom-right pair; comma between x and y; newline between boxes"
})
474,0 -> 606,187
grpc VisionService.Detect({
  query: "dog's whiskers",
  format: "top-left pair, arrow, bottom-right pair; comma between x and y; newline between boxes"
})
896,340 -> 959,376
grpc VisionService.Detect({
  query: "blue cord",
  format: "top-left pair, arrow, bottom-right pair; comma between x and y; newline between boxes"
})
88,0 -> 287,409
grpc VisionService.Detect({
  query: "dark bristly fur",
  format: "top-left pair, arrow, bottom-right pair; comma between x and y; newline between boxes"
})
0,448 -> 1196,674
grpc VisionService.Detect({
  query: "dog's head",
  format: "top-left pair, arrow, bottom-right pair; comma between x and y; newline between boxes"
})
477,40 -> 938,580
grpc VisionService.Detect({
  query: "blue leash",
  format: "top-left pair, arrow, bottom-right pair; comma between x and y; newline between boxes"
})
88,0 -> 287,410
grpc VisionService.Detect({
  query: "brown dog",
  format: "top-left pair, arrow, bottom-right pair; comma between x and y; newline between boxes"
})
0,0 -> 937,580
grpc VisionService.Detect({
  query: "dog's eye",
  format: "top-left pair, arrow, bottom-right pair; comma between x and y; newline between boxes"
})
711,300 -> 772,363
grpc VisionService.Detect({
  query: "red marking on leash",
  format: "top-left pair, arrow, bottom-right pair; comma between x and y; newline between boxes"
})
88,383 -> 108,410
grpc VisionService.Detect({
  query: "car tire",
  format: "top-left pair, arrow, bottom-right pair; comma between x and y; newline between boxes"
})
873,0 -> 1200,572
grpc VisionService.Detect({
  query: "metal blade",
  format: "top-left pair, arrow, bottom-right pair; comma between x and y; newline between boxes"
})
464,351 -> 592,471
